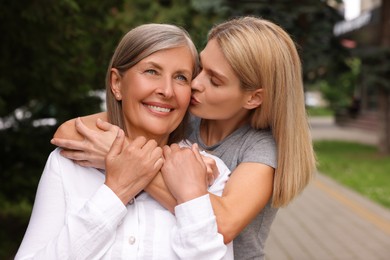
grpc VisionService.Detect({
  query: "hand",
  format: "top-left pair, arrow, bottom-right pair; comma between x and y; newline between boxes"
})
201,154 -> 219,186
51,117 -> 118,169
161,143 -> 208,204
105,129 -> 164,205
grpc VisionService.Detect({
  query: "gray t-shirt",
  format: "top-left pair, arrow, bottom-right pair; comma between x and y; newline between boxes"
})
187,117 -> 278,260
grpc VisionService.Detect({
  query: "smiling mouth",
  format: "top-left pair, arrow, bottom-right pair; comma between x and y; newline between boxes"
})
147,105 -> 172,113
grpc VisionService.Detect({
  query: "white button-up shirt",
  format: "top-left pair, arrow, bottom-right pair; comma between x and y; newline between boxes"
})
15,146 -> 233,259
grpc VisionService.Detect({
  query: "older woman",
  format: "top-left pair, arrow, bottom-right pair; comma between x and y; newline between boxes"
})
15,23 -> 233,260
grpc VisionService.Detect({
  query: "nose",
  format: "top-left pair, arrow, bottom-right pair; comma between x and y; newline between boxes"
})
156,76 -> 174,98
191,71 -> 204,92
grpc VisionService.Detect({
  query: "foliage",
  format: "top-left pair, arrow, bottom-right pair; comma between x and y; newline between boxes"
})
0,0 -> 123,258
358,47 -> 390,91
221,0 -> 347,83
315,58 -> 361,112
314,140 -> 390,209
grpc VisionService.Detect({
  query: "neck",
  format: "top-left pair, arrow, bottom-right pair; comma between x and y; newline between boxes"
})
126,131 -> 169,147
200,116 -> 249,146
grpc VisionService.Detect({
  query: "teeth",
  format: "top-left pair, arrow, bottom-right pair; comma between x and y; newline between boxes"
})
148,105 -> 171,113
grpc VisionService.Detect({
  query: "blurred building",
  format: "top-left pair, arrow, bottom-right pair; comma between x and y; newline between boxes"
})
333,0 -> 383,131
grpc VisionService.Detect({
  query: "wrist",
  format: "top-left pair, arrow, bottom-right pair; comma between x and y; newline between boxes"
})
176,188 -> 208,205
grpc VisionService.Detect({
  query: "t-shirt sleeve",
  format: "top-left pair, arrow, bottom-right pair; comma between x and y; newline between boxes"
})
241,131 -> 277,169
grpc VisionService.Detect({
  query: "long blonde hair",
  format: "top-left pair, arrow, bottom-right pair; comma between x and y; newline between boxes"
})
106,24 -> 199,144
209,17 -> 316,207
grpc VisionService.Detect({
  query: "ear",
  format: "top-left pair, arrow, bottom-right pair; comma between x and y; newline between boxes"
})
110,68 -> 122,100
243,89 -> 263,109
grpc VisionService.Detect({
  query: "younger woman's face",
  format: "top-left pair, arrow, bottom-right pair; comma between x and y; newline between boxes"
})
112,46 -> 193,142
189,39 -> 251,122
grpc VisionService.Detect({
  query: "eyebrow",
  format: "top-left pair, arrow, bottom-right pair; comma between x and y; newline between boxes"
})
144,61 -> 192,76
199,55 -> 228,82
143,61 -> 163,70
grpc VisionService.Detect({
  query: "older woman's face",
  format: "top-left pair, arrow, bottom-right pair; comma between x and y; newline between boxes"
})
113,46 -> 193,142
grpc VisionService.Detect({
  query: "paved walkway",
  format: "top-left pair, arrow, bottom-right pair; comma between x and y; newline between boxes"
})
265,117 -> 390,260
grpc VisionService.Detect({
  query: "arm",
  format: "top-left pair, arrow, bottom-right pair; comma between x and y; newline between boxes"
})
52,117 -> 273,244
210,162 -> 274,243
51,118 -> 218,212
51,115 -> 179,211
52,112 -> 112,169
161,143 -> 230,259
16,131 -> 163,259
160,142 -> 273,244
15,149 -> 127,259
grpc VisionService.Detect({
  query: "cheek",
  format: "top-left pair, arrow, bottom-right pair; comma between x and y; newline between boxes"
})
176,87 -> 192,107
204,88 -> 225,106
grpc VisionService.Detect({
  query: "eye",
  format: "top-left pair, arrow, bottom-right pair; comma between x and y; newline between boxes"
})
145,69 -> 158,75
210,77 -> 220,87
176,74 -> 188,82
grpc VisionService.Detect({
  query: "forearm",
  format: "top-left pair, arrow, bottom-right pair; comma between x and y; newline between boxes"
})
144,173 -> 177,213
209,193 -> 247,244
208,162 -> 275,244
172,194 -> 229,259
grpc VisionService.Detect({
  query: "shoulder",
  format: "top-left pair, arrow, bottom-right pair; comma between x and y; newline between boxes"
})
53,112 -> 107,140
247,128 -> 274,141
241,128 -> 277,168
46,148 -> 103,181
46,148 -> 82,172
234,127 -> 276,151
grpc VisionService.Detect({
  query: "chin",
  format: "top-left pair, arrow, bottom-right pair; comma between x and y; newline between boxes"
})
189,107 -> 204,117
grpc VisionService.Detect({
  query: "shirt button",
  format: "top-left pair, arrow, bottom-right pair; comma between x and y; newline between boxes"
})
128,236 -> 136,245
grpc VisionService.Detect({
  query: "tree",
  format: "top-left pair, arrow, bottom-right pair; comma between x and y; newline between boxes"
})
377,0 -> 390,153
0,1 -> 123,258
224,0 -> 346,84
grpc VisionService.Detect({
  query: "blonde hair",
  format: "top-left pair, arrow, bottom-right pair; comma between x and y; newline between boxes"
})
209,17 -> 316,207
106,23 -> 199,144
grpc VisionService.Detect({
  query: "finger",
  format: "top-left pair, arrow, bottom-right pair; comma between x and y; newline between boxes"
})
75,160 -> 92,168
162,145 -> 172,157
75,117 -> 94,140
107,129 -> 125,158
153,157 -> 164,171
51,138 -> 84,151
191,143 -> 205,165
142,139 -> 158,153
96,118 -> 118,132
131,136 -> 148,148
169,143 -> 181,151
208,172 -> 215,186
59,149 -> 86,161
150,146 -> 163,160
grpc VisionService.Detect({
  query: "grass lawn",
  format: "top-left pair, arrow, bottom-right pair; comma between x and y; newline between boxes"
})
306,106 -> 333,117
314,140 -> 390,209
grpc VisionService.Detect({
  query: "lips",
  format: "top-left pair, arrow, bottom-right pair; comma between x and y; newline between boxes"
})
190,96 -> 200,105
